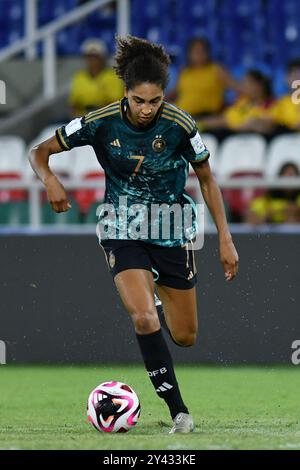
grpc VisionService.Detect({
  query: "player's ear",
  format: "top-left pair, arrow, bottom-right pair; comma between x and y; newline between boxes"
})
124,88 -> 129,98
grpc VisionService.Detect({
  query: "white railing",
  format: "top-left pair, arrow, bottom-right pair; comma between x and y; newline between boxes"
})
1,177 -> 300,227
0,0 -> 130,100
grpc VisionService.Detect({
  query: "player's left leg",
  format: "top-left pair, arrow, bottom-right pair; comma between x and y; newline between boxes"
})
114,268 -> 194,433
156,285 -> 198,347
154,285 -> 197,433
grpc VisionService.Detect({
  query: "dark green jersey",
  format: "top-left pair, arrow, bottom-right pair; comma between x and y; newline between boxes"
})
56,98 -> 209,247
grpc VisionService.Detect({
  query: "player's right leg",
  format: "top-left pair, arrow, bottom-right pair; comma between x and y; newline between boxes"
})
114,268 -> 159,335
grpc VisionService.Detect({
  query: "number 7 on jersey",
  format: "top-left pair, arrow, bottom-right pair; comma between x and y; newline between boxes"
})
129,155 -> 145,177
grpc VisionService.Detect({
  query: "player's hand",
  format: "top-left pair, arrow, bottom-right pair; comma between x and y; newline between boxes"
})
219,237 -> 239,281
44,174 -> 72,213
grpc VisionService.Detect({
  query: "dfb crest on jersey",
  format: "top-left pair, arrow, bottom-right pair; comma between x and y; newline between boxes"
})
152,135 -> 166,153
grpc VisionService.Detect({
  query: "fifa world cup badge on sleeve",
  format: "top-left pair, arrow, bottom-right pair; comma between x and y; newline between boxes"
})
190,132 -> 205,154
65,118 -> 82,136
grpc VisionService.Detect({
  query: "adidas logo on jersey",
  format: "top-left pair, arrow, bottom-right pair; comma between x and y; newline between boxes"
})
110,139 -> 121,147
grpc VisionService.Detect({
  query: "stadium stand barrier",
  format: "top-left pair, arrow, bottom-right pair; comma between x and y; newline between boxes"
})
1,132 -> 300,228
0,0 -> 130,98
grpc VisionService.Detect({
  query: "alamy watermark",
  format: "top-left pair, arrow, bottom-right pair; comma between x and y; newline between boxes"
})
95,196 -> 205,249
0,340 -> 6,364
291,340 -> 300,365
291,80 -> 300,104
0,80 -> 6,104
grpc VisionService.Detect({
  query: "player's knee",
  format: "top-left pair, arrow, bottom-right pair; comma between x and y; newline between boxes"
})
173,331 -> 197,347
131,308 -> 159,334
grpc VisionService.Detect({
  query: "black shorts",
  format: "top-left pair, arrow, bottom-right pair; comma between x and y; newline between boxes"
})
99,239 -> 197,290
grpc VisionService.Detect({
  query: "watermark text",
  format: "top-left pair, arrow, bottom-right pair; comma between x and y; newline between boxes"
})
0,80 -> 6,104
0,340 -> 6,364
291,340 -> 300,365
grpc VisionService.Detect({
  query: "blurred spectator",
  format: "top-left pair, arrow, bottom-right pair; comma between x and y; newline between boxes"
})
199,70 -> 275,136
69,39 -> 123,117
246,163 -> 300,224
168,37 -> 240,118
270,60 -> 300,132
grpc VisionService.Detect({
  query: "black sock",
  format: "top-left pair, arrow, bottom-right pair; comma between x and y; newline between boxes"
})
136,329 -> 189,419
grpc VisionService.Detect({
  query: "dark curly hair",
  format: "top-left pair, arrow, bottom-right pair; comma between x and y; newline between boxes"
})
114,35 -> 171,90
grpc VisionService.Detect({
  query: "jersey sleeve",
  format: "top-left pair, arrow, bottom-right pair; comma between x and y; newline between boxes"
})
55,115 -> 97,150
181,122 -> 210,164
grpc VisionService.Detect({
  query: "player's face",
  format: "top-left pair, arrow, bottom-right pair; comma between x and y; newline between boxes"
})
125,83 -> 164,127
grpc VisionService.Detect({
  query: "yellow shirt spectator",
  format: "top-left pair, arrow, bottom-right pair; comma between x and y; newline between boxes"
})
70,68 -> 123,117
172,37 -> 239,118
250,195 -> 300,223
176,63 -> 225,116
224,97 -> 273,130
197,70 -> 273,134
247,162 -> 300,224
270,95 -> 300,130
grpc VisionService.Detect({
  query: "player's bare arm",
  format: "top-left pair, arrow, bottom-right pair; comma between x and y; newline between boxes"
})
29,136 -> 72,213
192,159 -> 239,281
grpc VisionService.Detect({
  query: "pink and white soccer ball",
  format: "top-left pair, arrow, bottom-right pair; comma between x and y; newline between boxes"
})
87,381 -> 141,433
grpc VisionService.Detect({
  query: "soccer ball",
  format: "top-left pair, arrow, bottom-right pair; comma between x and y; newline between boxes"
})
87,381 -> 141,433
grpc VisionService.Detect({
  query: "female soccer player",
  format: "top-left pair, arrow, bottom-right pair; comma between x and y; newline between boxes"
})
29,36 -> 239,434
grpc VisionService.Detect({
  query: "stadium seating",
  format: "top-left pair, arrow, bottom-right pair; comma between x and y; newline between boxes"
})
0,136 -> 28,225
70,145 -> 105,217
265,134 -> 300,176
216,134 -> 266,177
217,134 -> 267,220
70,145 -> 104,179
2,0 -> 300,80
0,201 -> 29,225
0,0 -> 24,48
201,133 -> 219,174
1,127 -> 300,225
0,136 -> 26,174
2,1 -> 300,226
27,124 -> 63,148
0,135 -> 27,196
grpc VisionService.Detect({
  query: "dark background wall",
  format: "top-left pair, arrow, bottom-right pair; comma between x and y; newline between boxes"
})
0,233 -> 299,364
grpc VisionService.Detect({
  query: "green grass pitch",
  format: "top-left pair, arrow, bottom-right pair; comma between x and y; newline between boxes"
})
0,365 -> 300,450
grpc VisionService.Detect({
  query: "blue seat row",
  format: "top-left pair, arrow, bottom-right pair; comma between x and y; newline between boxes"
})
1,0 -> 300,80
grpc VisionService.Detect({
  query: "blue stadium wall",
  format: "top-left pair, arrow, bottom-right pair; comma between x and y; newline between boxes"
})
0,232 -> 299,364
